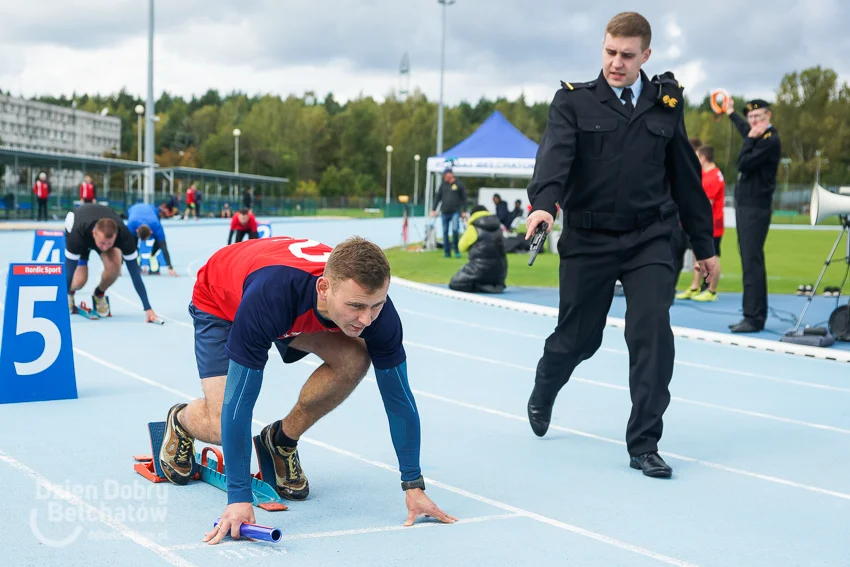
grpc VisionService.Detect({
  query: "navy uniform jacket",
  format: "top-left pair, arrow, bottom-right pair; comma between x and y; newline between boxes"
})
527,69 -> 715,261
729,114 -> 781,209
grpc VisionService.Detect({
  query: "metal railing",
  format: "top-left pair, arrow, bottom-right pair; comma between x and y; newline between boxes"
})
0,185 -> 426,220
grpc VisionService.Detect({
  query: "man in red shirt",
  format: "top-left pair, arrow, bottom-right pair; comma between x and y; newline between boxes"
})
79,175 -> 96,203
185,183 -> 198,220
676,145 -> 725,301
157,236 -> 455,543
33,172 -> 51,221
227,208 -> 259,244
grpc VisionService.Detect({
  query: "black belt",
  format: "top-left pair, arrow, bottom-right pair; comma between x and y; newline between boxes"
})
564,203 -> 677,231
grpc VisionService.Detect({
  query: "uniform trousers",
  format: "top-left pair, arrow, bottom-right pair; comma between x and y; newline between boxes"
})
735,205 -> 771,326
532,217 -> 677,456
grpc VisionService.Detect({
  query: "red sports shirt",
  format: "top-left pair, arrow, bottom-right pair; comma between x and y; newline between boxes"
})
230,212 -> 258,233
702,167 -> 725,237
191,236 -> 404,372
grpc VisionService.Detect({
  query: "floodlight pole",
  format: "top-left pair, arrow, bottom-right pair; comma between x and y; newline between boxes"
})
413,154 -> 421,206
144,0 -> 156,204
436,0 -> 454,157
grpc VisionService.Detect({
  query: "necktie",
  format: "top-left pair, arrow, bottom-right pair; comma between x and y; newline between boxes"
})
620,87 -> 634,115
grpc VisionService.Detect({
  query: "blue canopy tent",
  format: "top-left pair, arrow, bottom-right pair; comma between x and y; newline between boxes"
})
424,110 -> 539,214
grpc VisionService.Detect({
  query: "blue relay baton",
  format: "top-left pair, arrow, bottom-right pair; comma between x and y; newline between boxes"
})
214,519 -> 282,543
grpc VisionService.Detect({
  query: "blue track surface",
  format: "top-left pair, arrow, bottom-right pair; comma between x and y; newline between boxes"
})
1,217 -> 848,566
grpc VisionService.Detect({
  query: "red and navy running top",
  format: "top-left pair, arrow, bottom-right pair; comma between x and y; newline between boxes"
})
193,237 -> 420,504
193,236 -> 405,370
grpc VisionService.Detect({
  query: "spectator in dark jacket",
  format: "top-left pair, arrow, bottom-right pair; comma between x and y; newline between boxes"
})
493,194 -> 511,230
430,166 -> 467,258
242,187 -> 253,211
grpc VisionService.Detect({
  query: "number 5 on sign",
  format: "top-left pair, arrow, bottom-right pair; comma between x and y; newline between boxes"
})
0,264 -> 77,404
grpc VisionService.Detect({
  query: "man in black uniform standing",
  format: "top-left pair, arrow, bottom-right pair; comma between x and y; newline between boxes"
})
64,203 -> 160,323
724,98 -> 781,333
524,12 -> 718,479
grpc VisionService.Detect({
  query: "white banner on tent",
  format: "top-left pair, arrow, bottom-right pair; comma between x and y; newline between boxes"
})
426,156 -> 536,177
424,157 -> 536,214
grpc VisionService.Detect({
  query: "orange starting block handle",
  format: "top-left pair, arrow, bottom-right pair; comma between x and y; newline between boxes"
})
201,446 -> 225,473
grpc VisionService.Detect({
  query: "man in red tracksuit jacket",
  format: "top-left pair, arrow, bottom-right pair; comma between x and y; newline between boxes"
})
33,172 -> 51,221
79,175 -> 96,203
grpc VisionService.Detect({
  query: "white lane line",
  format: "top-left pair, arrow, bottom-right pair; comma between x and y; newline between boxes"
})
186,255 -> 208,278
296,359 -> 850,502
398,308 -> 850,394
399,308 -> 547,339
165,513 -> 521,551
102,285 -> 850,495
73,348 -> 698,567
110,292 -> 193,329
390,276 -> 850,364
399,387 -> 850,503
105,293 -> 850,435
403,341 -> 850,435
0,451 -> 198,567
177,251 -> 848,393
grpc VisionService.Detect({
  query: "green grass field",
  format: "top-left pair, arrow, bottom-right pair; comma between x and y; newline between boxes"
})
317,208 -> 384,218
386,227 -> 850,294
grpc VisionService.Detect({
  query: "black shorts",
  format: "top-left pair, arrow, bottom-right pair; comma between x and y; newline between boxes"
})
713,236 -> 722,257
234,230 -> 259,243
76,247 -> 103,266
189,302 -> 309,379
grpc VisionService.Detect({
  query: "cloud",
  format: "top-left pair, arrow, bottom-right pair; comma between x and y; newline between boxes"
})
1,0 -> 847,106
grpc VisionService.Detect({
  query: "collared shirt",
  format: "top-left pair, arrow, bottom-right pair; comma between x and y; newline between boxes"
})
610,78 -> 642,107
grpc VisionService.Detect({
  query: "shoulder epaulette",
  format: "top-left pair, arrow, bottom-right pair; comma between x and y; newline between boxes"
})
651,71 -> 683,91
560,80 -> 595,92
651,71 -> 685,110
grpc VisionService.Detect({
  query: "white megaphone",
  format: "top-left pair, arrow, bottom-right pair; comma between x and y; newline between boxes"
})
810,183 -> 850,225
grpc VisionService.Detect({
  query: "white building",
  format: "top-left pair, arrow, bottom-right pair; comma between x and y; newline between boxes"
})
0,93 -> 121,156
0,94 -> 124,201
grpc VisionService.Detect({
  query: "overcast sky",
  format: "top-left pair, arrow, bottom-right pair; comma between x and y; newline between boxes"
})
2,0 -> 847,107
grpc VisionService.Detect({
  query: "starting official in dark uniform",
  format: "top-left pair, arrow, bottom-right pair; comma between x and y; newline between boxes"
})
724,98 -> 781,333
524,11 -> 719,479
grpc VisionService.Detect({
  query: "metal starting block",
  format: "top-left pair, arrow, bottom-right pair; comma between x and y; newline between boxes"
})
75,296 -> 111,320
133,421 -> 288,511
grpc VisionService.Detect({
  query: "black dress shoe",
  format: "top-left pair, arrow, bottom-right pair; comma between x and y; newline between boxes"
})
729,319 -> 764,333
629,452 -> 672,478
527,394 -> 553,437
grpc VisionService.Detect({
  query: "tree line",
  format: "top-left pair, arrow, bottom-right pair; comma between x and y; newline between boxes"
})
24,65 -> 850,201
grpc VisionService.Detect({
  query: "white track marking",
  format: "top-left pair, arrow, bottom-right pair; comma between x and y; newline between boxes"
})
0,451 -> 198,567
298,358 -> 850,502
390,276 -> 850,364
165,514 -> 521,551
71,349 -> 698,566
398,308 -> 850,394
403,341 -> 850,435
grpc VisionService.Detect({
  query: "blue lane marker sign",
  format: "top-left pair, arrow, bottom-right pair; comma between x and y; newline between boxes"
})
32,230 -> 65,263
0,263 -> 77,404
138,238 -> 167,275
258,223 -> 272,239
